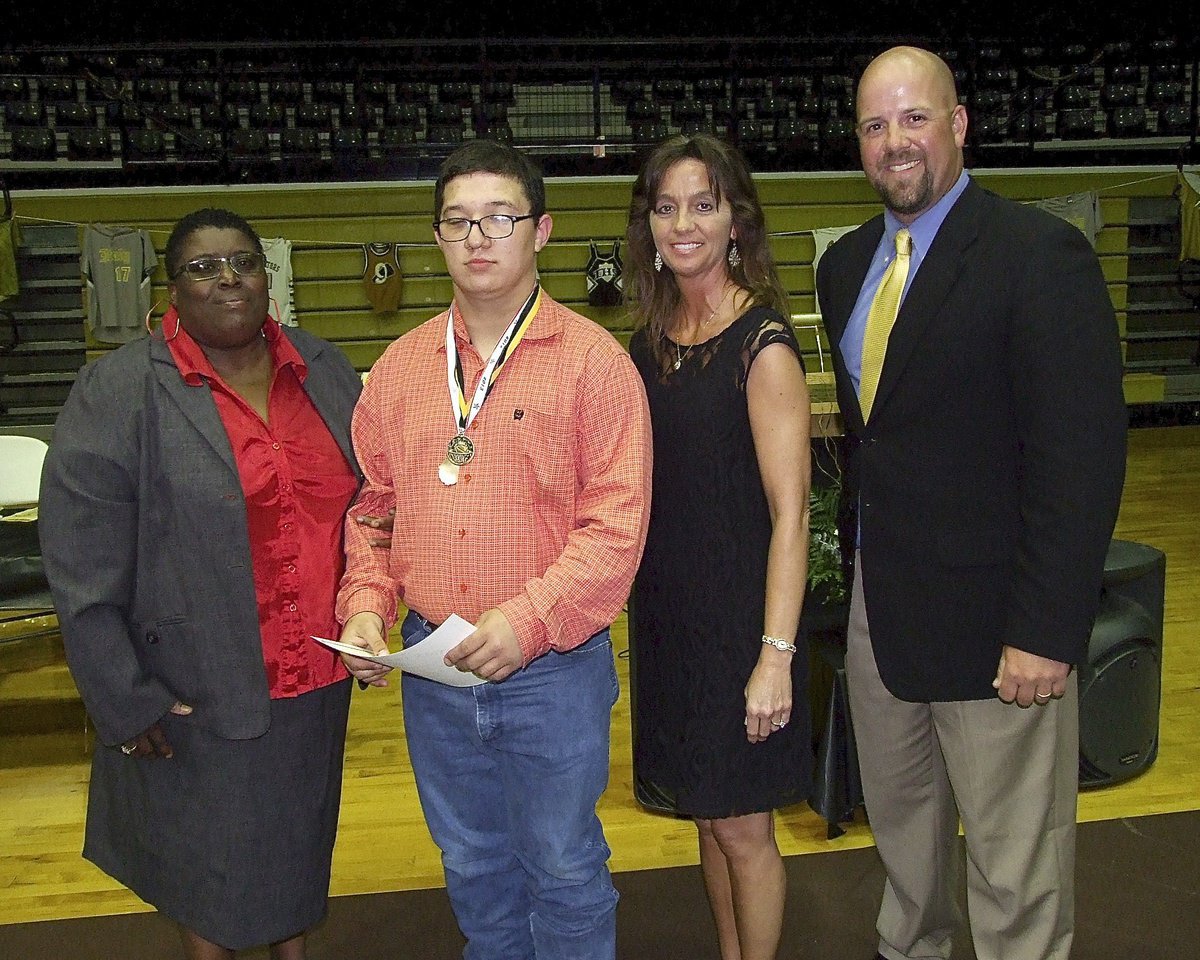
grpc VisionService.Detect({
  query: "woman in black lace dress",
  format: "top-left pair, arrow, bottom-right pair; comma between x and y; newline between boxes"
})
626,134 -> 812,960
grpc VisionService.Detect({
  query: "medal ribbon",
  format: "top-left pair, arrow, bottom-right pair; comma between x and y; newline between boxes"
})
445,284 -> 542,434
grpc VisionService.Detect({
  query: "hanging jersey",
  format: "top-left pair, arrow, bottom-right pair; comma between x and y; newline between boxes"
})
585,239 -> 623,307
261,237 -> 296,326
81,224 -> 156,343
1178,171 -> 1200,262
362,242 -> 403,313
1032,192 -> 1103,248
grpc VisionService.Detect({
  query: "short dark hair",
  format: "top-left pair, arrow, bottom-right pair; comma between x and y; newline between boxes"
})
433,141 -> 546,221
165,208 -> 263,278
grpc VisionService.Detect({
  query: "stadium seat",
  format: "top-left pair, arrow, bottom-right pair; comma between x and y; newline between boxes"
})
610,80 -> 645,105
296,103 -> 332,128
1101,84 -> 1138,109
229,128 -> 270,156
627,99 -> 660,124
1158,104 -> 1191,135
427,124 -> 464,144
478,122 -> 513,144
54,103 -> 96,127
280,128 -> 320,154
385,103 -> 422,128
796,94 -> 823,119
224,80 -> 260,105
1146,81 -> 1184,107
1108,106 -> 1147,137
693,78 -> 726,104
154,103 -> 193,128
1056,84 -> 1092,110
1056,108 -> 1096,139
973,113 -> 1008,143
10,127 -> 56,160
395,82 -> 431,104
330,128 -> 365,154
124,128 -> 166,160
199,103 -> 241,129
653,79 -> 687,103
358,80 -> 389,105
313,81 -> 347,104
40,55 -> 70,72
339,103 -> 369,129
178,129 -> 223,159
679,120 -> 714,137
135,78 -> 171,103
439,82 -> 473,107
5,102 -> 44,126
247,103 -> 286,129
39,76 -> 76,102
269,80 -> 304,105
0,77 -> 26,101
379,127 -> 417,147
757,97 -> 790,120
179,79 -> 218,104
671,100 -> 706,126
67,128 -> 112,160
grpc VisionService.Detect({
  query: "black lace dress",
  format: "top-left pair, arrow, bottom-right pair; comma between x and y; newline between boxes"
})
629,305 -> 812,819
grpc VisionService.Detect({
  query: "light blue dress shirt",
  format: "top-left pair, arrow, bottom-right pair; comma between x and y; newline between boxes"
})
840,169 -> 972,397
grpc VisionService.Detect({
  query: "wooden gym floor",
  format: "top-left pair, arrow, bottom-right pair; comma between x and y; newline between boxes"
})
0,425 -> 1197,941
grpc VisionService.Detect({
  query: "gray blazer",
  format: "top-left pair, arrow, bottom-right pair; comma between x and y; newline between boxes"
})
39,329 -> 362,746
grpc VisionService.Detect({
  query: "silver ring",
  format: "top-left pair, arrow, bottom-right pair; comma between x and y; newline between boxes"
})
1034,694 -> 1051,703
120,743 -> 136,755
770,720 -> 784,728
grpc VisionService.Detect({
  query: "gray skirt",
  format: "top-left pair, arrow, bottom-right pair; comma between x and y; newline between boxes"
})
83,678 -> 352,950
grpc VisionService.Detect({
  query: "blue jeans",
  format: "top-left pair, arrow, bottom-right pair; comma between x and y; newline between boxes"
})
400,611 -> 620,960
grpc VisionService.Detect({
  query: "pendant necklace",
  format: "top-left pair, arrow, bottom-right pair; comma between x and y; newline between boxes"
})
673,284 -> 735,371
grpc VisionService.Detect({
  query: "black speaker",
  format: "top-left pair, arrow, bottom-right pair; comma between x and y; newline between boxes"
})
1078,539 -> 1165,788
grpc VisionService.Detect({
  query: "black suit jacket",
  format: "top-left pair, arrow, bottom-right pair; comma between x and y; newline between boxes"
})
815,179 -> 1127,701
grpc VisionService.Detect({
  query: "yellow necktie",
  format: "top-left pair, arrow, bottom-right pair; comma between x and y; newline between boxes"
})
859,228 -> 911,422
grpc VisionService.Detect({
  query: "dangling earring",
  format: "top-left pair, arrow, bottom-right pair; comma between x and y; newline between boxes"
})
163,311 -> 181,342
654,250 -> 663,273
727,241 -> 741,269
144,301 -> 163,336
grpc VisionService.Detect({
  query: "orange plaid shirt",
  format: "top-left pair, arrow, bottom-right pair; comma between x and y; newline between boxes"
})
336,295 -> 652,664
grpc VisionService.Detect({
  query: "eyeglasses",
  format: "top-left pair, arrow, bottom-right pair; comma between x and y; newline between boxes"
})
172,252 -> 267,281
432,213 -> 536,242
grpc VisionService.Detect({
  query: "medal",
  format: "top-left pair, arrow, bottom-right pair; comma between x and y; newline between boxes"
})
441,285 -> 542,482
446,432 -> 475,466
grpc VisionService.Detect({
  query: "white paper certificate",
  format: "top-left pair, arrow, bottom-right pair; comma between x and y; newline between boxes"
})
312,614 -> 484,687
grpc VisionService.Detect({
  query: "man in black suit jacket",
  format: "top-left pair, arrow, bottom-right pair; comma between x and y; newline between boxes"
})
815,47 -> 1127,960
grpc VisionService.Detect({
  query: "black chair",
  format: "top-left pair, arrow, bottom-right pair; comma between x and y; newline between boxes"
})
54,103 -> 96,127
280,128 -> 320,155
224,80 -> 260,105
973,113 -> 1008,143
820,116 -> 857,166
313,81 -> 346,104
438,82 -> 473,108
1009,112 -> 1036,141
124,128 -> 166,160
478,122 -> 513,144
1106,63 -> 1141,85
358,79 -> 389,105
384,102 -> 422,129
379,126 -> 417,147
693,78 -> 726,104
426,124 -> 464,145
427,102 -> 463,128
776,76 -> 807,99
0,77 -> 26,101
330,127 -> 366,155
0,54 -> 22,72
228,128 -> 270,157
295,103 -> 332,128
1056,108 -> 1096,139
395,81 -> 431,104
10,128 -> 56,160
774,116 -> 817,156
179,79 -> 218,105
652,79 -> 686,103
1158,104 -> 1191,135
1056,84 -> 1092,110
134,78 -> 171,103
757,97 -> 790,121
671,99 -> 705,126
975,67 -> 1012,91
480,81 -> 515,104
133,55 -> 165,73
626,99 -> 660,125
39,76 -> 76,102
178,129 -> 223,159
1101,84 -> 1138,109
972,90 -> 1005,115
5,102 -> 44,126
1108,106 -> 1147,137
40,55 -> 70,73
796,94 -> 823,119
268,80 -> 304,105
472,102 -> 508,135
154,103 -> 193,129
199,103 -> 241,129
247,103 -> 286,130
679,120 -> 713,137
632,121 -> 669,144
1146,81 -> 1184,107
734,76 -> 766,100
340,103 -> 369,129
67,128 -> 112,160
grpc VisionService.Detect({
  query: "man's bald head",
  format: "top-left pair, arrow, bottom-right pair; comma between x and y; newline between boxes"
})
855,45 -> 968,223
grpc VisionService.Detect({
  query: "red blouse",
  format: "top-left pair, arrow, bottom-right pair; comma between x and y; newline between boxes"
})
168,314 -> 356,697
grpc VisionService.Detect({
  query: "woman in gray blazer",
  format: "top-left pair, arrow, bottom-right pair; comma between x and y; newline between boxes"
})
39,208 -> 363,960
